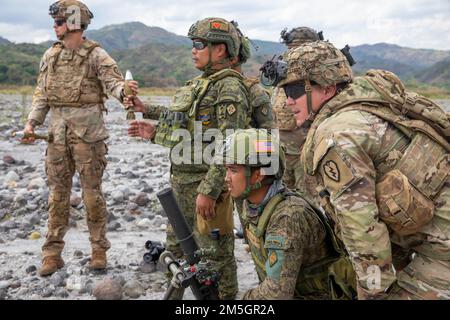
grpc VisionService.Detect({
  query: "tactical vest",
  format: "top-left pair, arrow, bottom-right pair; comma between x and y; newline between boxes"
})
45,40 -> 106,107
303,69 -> 449,238
154,69 -> 245,149
245,190 -> 356,299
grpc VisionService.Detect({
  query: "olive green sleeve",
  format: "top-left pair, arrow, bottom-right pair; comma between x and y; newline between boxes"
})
142,103 -> 168,120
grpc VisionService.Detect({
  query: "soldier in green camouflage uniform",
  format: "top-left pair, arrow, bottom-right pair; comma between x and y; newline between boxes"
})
272,27 -> 322,195
269,40 -> 450,299
217,128 -> 355,299
127,18 -> 251,299
227,22 -> 275,238
23,0 -> 134,276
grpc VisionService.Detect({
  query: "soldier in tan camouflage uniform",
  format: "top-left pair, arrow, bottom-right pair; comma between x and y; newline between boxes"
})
272,27 -> 322,195
216,128 -> 355,299
23,0 -> 136,276
266,40 -> 450,299
126,18 -> 251,299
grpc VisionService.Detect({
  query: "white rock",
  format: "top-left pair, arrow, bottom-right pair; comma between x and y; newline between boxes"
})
5,171 -> 20,183
117,186 -> 131,197
28,177 -> 46,190
66,275 -> 83,291
111,190 -> 124,204
136,218 -> 152,228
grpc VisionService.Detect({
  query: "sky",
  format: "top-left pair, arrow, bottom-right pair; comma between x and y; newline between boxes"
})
0,0 -> 449,50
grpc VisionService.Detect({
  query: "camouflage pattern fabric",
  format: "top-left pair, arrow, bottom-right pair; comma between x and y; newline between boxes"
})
42,128 -> 110,257
278,41 -> 353,88
302,95 -> 450,299
243,77 -> 274,129
168,179 -> 238,299
154,68 -> 250,299
280,27 -> 321,47
28,39 -> 124,258
188,17 -> 241,58
242,191 -> 331,300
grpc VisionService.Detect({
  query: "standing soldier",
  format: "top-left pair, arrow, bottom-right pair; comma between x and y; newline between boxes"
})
229,21 -> 275,238
219,129 -> 356,299
272,27 -> 322,195
22,0 -> 136,276
126,17 -> 250,299
264,40 -> 450,299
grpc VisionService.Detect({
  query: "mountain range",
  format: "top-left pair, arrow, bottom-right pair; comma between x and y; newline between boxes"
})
1,21 -> 449,88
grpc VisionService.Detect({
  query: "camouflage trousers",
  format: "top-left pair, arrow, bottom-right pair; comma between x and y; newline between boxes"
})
42,128 -> 110,258
166,179 -> 238,299
388,254 -> 450,300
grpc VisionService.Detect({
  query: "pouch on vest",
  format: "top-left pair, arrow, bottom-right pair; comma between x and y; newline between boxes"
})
376,169 -> 434,236
196,191 -> 234,236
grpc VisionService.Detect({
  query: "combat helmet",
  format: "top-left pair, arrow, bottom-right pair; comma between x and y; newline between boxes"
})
261,41 -> 353,122
49,0 -> 93,31
216,129 -> 285,199
279,41 -> 353,87
280,27 -> 324,48
188,17 -> 241,58
230,20 -> 252,64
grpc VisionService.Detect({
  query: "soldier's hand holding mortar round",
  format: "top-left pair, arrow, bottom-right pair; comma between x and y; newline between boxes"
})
127,120 -> 156,140
123,95 -> 145,113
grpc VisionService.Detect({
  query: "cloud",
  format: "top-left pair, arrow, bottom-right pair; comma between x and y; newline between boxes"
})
0,0 -> 449,50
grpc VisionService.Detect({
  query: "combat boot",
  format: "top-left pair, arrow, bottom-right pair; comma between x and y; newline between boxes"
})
89,249 -> 107,270
38,256 -> 65,276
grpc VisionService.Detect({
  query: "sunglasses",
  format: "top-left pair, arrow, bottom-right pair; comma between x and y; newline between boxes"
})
283,82 -> 308,100
54,18 -> 66,27
192,41 -> 208,50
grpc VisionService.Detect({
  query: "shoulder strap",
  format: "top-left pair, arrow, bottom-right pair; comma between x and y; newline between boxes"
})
255,193 -> 286,238
207,68 -> 244,83
77,39 -> 101,58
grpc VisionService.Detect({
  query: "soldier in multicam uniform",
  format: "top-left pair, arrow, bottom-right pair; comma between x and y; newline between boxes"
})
126,18 -> 251,299
268,40 -> 450,299
22,0 -> 136,276
217,128 -> 355,299
272,27 -> 322,196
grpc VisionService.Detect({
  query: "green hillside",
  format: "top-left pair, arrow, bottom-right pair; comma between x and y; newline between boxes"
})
0,22 -> 449,90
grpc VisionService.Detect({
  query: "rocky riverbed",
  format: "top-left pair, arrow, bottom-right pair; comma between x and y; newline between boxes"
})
0,94 -> 258,300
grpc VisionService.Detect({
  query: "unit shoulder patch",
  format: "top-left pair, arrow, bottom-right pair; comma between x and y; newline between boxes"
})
227,104 -> 236,115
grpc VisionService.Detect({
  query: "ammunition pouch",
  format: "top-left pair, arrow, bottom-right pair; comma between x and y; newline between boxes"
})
376,169 -> 434,236
376,133 -> 448,236
154,110 -> 189,148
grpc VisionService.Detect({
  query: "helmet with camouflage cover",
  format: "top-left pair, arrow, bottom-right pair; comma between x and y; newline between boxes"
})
49,0 -> 93,31
188,17 -> 241,58
280,27 -> 323,48
278,41 -> 353,87
217,129 -> 285,199
230,20 -> 252,64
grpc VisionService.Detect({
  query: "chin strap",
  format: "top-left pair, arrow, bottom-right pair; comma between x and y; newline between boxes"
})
202,42 -> 234,74
236,167 -> 275,200
305,79 -> 316,122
